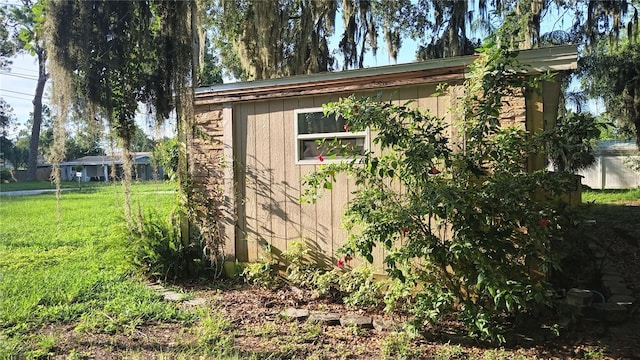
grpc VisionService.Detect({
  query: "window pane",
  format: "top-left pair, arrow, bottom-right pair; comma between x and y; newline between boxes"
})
297,112 -> 346,134
300,137 -> 366,160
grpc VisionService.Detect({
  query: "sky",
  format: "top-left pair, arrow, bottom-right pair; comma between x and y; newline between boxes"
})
0,53 -> 179,139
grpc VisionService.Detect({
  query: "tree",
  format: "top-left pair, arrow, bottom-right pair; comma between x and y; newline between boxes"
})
581,39 -> 640,145
0,99 -> 18,169
45,0 -> 206,254
1,102 -> 29,170
2,0 -> 48,181
154,137 -> 178,180
415,0 -> 476,59
130,125 -> 155,153
0,98 -> 13,136
0,10 -> 15,69
211,0 -> 338,80
302,46 -> 578,342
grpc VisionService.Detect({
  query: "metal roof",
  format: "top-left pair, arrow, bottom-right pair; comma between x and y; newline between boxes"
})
196,45 -> 578,97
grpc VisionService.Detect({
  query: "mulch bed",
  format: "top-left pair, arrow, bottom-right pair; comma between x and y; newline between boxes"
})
38,203 -> 640,359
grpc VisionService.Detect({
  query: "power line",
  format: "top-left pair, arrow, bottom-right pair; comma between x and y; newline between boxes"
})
0,88 -> 33,97
0,93 -> 35,102
3,65 -> 39,74
0,72 -> 39,80
0,88 -> 49,99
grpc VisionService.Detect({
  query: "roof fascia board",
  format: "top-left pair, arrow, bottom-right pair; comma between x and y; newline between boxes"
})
195,45 -> 577,102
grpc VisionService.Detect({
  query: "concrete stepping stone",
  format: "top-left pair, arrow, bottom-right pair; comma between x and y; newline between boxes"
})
308,312 -> 341,325
185,298 -> 207,306
281,307 -> 309,321
593,303 -> 628,323
162,291 -> 183,301
373,318 -> 400,332
608,295 -> 635,309
340,315 -> 373,328
148,283 -> 206,306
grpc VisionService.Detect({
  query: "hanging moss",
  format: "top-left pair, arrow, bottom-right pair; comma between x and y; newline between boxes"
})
44,0 -> 195,225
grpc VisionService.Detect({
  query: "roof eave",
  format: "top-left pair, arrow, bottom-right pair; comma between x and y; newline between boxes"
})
195,45 -> 578,105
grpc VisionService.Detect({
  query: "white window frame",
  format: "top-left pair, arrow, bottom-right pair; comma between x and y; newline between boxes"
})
294,107 -> 369,165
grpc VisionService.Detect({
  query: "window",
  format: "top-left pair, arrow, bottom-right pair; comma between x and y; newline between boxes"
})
294,108 -> 368,163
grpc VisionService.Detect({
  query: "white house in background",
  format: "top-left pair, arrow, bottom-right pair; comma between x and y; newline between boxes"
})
578,141 -> 640,189
59,152 -> 163,182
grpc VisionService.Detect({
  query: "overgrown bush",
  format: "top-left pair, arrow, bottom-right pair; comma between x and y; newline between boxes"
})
242,261 -> 278,288
281,241 -> 384,307
131,208 -> 205,281
545,111 -> 602,172
337,264 -> 383,308
153,138 -> 178,181
302,44 -> 579,342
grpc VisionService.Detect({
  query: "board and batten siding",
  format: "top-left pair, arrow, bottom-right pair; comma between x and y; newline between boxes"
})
232,85 -> 455,271
192,85 -> 540,273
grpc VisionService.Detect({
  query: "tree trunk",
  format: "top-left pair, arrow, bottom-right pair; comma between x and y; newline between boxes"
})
26,47 -> 47,181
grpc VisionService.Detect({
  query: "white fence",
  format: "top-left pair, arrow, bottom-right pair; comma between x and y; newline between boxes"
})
577,141 -> 640,190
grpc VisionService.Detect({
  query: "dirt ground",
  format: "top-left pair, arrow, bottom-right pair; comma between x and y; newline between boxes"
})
43,204 -> 640,359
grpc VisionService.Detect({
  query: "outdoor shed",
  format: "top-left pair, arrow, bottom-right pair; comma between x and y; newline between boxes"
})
191,45 -> 578,272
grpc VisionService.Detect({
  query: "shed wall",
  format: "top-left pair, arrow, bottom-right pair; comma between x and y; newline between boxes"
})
232,85 -> 458,271
192,84 -> 534,272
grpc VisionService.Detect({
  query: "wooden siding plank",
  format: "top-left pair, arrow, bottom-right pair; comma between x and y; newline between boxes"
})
222,104 -> 236,260
297,96 -> 319,262
245,103 -> 259,263
283,99 -> 302,245
254,101 -> 273,261
313,95 -> 335,267
396,86 -> 418,105
234,103 -> 249,262
283,98 -> 301,248
269,100 -> 288,265
417,84 -> 438,114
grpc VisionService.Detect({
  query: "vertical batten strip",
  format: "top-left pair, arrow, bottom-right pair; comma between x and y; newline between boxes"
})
222,104 -> 236,261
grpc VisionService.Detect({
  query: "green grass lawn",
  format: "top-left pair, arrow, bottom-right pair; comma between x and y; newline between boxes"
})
0,182 -> 198,357
0,180 -> 175,192
0,180 -> 95,192
582,187 -> 640,204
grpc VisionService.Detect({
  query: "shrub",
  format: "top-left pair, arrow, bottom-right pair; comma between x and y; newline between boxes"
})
242,261 -> 278,288
302,44 -> 579,342
0,168 -> 12,182
281,240 -> 319,288
131,208 -> 204,281
338,264 -> 383,308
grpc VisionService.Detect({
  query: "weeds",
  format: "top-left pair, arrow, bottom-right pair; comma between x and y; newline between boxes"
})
433,343 -> 465,360
189,308 -> 236,356
381,331 -> 418,360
